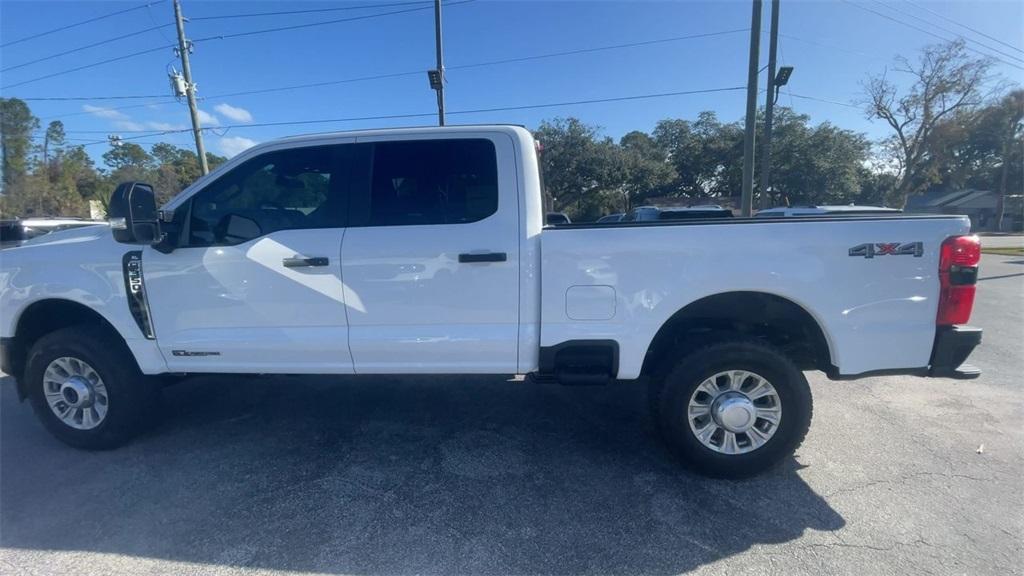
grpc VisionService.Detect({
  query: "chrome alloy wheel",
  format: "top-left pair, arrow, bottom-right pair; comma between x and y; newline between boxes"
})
43,357 -> 109,430
687,370 -> 782,455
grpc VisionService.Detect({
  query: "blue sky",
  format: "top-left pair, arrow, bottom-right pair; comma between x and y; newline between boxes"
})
1,0 -> 1021,161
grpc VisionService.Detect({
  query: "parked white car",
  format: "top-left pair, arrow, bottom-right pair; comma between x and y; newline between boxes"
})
0,126 -> 982,477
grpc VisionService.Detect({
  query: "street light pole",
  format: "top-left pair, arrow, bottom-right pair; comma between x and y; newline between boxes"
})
760,0 -> 780,210
740,0 -> 762,217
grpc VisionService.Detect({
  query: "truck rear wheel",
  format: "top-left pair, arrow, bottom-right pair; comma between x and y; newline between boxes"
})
25,326 -> 159,450
650,339 -> 812,478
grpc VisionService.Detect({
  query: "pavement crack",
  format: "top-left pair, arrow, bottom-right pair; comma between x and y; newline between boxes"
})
826,469 -> 998,498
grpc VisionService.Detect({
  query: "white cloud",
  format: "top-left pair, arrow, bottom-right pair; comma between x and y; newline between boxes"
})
83,104 -> 129,120
217,136 -> 257,158
113,120 -> 145,131
146,121 -> 186,131
197,109 -> 220,126
214,103 -> 253,123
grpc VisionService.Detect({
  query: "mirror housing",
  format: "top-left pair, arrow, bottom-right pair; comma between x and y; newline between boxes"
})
108,182 -> 161,245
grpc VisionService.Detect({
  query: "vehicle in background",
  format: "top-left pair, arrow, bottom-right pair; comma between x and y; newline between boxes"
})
0,220 -> 28,249
756,205 -> 902,217
596,213 -> 625,224
546,212 -> 571,225
623,205 -> 733,222
0,218 -> 107,249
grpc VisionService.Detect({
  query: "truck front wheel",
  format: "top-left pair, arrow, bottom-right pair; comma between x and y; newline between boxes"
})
25,326 -> 159,449
650,340 -> 812,478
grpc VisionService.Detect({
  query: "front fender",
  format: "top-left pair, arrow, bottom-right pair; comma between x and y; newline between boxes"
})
0,233 -> 168,375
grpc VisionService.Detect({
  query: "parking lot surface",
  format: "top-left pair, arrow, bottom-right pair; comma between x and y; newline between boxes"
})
1,254 -> 1021,576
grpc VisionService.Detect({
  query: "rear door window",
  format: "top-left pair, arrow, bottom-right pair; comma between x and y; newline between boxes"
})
352,139 -> 498,227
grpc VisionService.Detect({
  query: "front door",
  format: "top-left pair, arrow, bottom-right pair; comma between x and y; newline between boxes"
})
341,135 -> 520,373
144,141 -> 356,373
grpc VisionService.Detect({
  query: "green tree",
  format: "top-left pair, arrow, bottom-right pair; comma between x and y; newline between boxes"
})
148,143 -> 227,203
534,118 -> 625,220
0,97 -> 39,193
765,108 -> 872,206
102,142 -> 154,171
618,130 -> 675,210
654,112 -> 743,198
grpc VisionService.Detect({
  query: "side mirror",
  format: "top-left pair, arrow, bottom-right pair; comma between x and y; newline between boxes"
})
109,182 -> 160,244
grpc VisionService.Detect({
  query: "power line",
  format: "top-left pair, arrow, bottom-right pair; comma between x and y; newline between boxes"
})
22,95 -> 168,102
1,45 -> 172,90
1,1 -> 474,90
871,0 -> 1024,64
191,1 -> 472,43
839,0 -> 1024,71
39,100 -> 181,123
1,24 -> 175,73
787,93 -> 860,108
779,33 -> 887,61
206,70 -> 425,99
448,29 -> 749,72
75,86 -> 747,140
903,0 -> 1023,55
21,27 -> 747,104
190,0 -> 431,21
0,0 -> 167,48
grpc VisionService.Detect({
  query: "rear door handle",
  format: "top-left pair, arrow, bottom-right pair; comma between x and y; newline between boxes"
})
282,256 -> 329,268
458,252 -> 507,263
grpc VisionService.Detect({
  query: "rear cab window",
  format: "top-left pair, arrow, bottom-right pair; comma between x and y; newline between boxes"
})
348,138 -> 499,227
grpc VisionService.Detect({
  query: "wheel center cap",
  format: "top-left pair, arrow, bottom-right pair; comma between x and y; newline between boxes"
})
60,376 -> 93,408
713,392 -> 756,432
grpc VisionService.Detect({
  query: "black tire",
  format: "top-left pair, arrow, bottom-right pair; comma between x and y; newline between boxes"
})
25,325 -> 160,450
649,339 -> 812,478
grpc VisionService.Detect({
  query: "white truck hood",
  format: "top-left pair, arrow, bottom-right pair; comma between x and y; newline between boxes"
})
19,224 -> 111,248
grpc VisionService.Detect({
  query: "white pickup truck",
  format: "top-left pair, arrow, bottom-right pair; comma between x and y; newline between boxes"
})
0,125 -> 983,477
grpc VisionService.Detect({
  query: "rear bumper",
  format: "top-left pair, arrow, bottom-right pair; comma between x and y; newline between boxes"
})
928,325 -> 982,379
829,324 -> 982,380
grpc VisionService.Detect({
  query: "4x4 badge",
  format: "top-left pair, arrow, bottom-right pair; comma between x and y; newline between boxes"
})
849,242 -> 923,258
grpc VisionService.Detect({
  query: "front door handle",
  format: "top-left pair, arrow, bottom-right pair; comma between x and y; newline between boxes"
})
458,252 -> 507,263
283,256 -> 329,268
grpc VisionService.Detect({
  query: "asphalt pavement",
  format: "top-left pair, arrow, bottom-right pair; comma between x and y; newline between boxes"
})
1,254 -> 1021,576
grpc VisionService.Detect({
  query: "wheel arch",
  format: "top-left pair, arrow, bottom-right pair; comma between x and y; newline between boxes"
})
640,291 -> 835,378
4,298 -> 134,399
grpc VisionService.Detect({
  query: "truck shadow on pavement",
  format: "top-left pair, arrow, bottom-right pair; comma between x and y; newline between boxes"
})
1,374 -> 844,575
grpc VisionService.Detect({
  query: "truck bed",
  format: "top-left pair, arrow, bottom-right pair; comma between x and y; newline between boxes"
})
539,214 -> 971,379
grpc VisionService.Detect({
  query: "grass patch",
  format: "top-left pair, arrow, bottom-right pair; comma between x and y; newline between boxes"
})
981,247 -> 1024,256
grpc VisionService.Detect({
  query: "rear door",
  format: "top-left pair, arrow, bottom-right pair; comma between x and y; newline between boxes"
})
341,133 -> 521,373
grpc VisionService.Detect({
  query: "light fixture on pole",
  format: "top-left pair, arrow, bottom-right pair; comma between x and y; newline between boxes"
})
774,66 -> 793,94
427,69 -> 443,91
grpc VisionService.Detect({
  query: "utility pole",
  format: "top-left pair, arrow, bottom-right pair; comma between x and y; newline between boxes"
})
173,0 -> 208,175
759,0 -> 780,210
433,0 -> 446,126
740,0 -> 762,217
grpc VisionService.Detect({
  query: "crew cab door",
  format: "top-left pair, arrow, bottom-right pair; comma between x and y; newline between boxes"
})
143,141 -> 356,373
341,134 -> 520,373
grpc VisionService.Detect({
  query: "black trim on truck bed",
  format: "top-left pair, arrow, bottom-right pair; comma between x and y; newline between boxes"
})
548,214 -> 968,230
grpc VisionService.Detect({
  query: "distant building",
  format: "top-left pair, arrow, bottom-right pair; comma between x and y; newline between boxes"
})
905,189 -> 1023,232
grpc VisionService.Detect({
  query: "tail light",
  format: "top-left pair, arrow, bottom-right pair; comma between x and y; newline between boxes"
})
936,235 -> 980,325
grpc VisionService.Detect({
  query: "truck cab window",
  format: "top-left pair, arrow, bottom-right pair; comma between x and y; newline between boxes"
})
187,145 -> 342,246
365,139 -> 498,226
